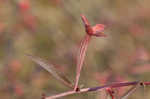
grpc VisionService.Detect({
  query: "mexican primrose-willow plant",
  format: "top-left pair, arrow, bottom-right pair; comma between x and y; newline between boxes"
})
27,14 -> 150,99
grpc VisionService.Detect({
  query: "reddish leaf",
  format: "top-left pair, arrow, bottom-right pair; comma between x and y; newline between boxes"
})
81,14 -> 90,26
92,24 -> 105,33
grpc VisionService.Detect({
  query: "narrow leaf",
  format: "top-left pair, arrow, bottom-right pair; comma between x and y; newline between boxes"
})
81,14 -> 90,26
26,54 -> 73,88
120,83 -> 140,99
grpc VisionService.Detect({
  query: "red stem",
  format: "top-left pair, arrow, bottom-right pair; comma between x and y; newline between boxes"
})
46,81 -> 150,99
74,34 -> 91,90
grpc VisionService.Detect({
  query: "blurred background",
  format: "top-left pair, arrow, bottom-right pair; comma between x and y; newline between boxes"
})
1,0 -> 150,99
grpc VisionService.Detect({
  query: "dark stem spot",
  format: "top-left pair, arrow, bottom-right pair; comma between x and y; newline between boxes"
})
75,87 -> 80,92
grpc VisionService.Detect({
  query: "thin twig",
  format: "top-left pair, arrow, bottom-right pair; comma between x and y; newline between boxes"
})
46,81 -> 150,99
74,34 -> 91,90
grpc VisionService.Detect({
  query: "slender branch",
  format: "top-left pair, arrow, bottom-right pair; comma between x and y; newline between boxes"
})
46,81 -> 150,99
74,15 -> 106,91
74,35 -> 91,90
46,88 -> 88,99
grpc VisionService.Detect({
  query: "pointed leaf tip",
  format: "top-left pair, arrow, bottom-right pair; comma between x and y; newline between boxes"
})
121,83 -> 140,99
25,54 -> 73,88
81,14 -> 90,26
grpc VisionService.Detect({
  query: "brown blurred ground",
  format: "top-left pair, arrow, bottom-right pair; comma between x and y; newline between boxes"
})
0,0 -> 150,99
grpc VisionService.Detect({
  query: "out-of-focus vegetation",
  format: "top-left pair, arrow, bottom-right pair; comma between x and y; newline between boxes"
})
1,0 -> 150,99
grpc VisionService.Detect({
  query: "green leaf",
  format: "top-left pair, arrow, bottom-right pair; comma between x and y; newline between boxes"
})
26,54 -> 73,88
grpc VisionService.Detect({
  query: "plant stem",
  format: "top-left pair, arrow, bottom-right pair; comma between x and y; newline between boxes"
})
46,81 -> 150,99
74,34 -> 91,91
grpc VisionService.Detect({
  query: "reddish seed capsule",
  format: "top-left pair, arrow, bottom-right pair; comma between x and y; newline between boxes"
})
81,15 -> 106,37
